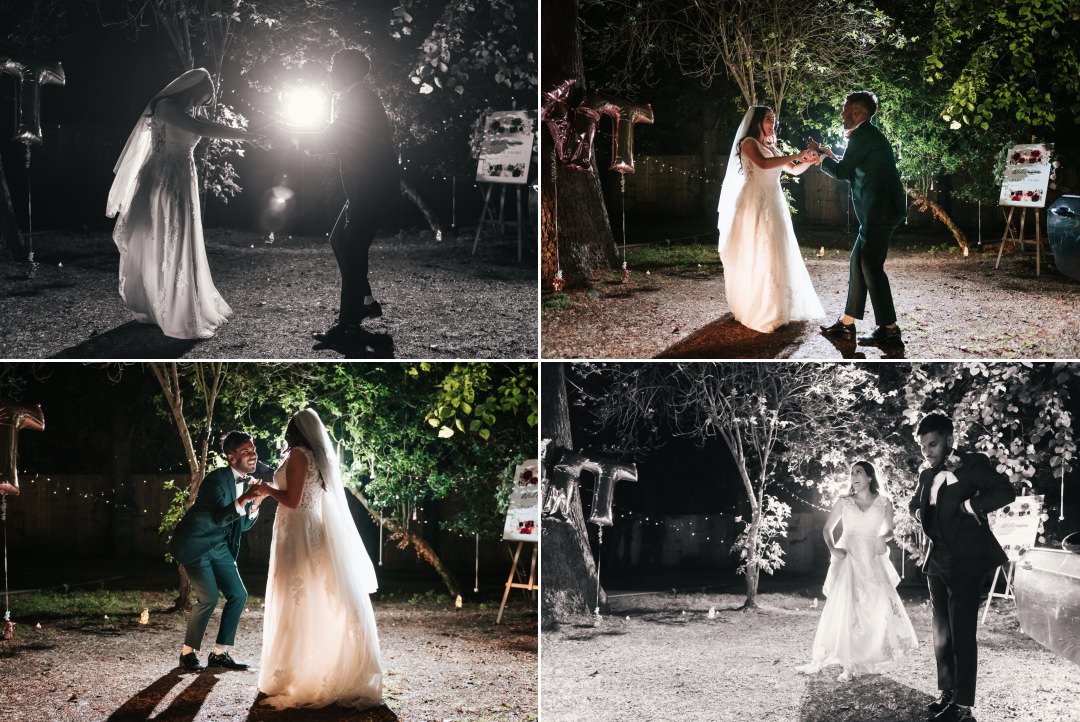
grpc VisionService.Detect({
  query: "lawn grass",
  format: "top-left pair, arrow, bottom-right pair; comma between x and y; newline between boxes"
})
626,242 -> 721,271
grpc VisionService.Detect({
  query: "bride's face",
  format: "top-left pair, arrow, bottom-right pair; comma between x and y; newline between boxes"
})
850,465 -> 871,494
761,111 -> 777,140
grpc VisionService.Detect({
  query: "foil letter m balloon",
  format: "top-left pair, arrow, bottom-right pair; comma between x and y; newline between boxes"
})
0,53 -> 66,145
554,450 -> 638,527
0,399 -> 45,495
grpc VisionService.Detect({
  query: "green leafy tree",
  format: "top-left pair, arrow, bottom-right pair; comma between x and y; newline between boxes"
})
926,0 -> 1080,130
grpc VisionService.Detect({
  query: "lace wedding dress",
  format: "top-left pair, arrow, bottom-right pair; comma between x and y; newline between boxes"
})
110,114 -> 232,339
259,445 -> 383,709
718,137 -> 825,333
797,495 -> 918,680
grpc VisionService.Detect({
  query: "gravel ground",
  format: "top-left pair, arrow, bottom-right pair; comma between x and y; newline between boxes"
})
541,587 -> 1080,722
0,592 -> 538,722
0,227 -> 536,360
541,229 -> 1080,360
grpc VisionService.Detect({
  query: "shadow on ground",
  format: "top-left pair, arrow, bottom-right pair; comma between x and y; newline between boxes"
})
797,674 -> 931,722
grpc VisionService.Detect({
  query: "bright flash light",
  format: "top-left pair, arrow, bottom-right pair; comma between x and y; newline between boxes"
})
282,87 -> 329,129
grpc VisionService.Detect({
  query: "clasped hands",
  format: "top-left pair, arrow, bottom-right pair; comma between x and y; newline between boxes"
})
797,147 -> 823,166
240,479 -> 269,506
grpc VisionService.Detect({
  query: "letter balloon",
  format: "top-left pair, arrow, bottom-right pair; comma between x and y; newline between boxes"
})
0,54 -> 65,145
0,398 -> 45,496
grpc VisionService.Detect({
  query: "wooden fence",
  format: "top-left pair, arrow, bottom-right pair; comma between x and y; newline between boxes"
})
4,473 -> 517,578
608,154 -> 1010,238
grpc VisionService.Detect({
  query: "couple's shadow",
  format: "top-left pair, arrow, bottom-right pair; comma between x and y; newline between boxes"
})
797,672 -> 931,722
105,668 -> 398,722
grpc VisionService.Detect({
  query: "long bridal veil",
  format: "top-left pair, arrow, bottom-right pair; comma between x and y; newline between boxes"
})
716,107 -> 757,255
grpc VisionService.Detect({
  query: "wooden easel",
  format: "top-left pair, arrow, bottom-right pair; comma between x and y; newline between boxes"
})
473,183 -> 529,262
996,206 -> 1048,276
496,540 -> 537,624
980,560 -> 1016,624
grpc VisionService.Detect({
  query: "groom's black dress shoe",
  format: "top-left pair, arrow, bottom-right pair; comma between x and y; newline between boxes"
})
927,690 -> 955,715
179,651 -> 205,671
312,323 -> 362,344
929,703 -> 976,722
357,300 -> 383,321
857,324 -> 903,346
207,651 -> 249,670
819,318 -> 855,339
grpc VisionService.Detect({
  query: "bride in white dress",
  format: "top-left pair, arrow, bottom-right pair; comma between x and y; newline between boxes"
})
797,461 -> 918,680
106,68 -> 261,339
256,408 -> 383,710
716,106 -> 826,332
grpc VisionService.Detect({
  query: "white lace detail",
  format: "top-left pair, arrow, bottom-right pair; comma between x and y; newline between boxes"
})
718,138 -> 825,333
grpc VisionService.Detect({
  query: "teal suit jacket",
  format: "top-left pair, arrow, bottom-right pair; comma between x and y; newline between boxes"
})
820,121 -> 907,227
168,465 -> 261,565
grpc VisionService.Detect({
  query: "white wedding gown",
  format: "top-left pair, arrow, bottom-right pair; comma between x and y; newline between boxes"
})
719,138 -> 825,332
111,115 -> 232,339
259,446 -> 383,709
797,495 -> 918,679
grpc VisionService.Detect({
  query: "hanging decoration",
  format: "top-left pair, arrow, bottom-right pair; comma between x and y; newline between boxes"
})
0,53 -> 66,279
542,79 -> 654,174
474,532 -> 480,594
0,398 -> 44,643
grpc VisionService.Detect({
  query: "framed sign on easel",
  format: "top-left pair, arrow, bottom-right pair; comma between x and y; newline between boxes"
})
982,495 -> 1042,624
996,144 -> 1053,275
497,460 -> 539,624
473,110 -> 535,262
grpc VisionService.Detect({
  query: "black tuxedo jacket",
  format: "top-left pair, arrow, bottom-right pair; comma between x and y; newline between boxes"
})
819,121 -> 907,228
908,450 -> 1015,575
168,464 -> 266,565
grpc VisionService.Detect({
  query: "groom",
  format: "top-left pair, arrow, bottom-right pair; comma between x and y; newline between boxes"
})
169,430 -> 270,672
909,412 -> 1015,722
297,48 -> 400,346
812,91 -> 908,347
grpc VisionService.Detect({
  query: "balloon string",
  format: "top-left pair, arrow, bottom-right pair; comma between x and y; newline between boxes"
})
378,513 -> 383,567
552,153 -> 561,277
473,532 -> 479,593
594,526 -> 603,614
1061,464 -> 1066,521
25,145 -> 34,277
620,173 -> 627,264
2,495 -> 8,623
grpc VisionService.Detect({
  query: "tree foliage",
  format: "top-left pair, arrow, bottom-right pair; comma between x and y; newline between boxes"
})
926,0 -> 1080,130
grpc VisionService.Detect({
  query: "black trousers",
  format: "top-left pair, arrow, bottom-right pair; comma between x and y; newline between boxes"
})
845,218 -> 902,325
927,571 -> 987,706
329,200 -> 381,325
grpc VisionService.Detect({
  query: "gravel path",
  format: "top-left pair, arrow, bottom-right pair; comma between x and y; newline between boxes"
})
1,228 -> 536,360
542,229 -> 1080,360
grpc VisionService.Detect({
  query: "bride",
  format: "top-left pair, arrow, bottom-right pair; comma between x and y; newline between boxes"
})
106,68 -> 262,339
716,106 -> 826,333
797,461 -> 918,680
255,408 -> 383,710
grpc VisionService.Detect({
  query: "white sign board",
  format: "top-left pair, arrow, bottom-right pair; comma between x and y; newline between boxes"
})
503,459 -> 539,541
999,144 -> 1052,208
475,110 -> 534,185
989,495 -> 1042,562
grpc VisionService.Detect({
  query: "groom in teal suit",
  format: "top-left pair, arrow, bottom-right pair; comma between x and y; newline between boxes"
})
813,91 -> 908,346
169,430 -> 269,672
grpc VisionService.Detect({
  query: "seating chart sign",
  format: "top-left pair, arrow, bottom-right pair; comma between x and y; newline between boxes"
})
502,459 -> 539,541
476,110 -> 534,184
999,144 -> 1052,208
989,495 -> 1043,561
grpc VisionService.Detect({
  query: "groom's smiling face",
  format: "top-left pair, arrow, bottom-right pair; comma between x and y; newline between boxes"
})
918,431 -> 952,468
227,441 -> 258,475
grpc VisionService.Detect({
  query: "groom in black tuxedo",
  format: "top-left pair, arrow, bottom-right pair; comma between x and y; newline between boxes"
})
813,90 -> 908,347
909,412 -> 1015,722
300,48 -> 400,345
169,430 -> 270,672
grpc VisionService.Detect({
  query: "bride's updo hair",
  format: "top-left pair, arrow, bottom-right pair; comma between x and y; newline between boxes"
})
285,416 -> 325,489
847,460 -> 882,496
736,105 -> 777,173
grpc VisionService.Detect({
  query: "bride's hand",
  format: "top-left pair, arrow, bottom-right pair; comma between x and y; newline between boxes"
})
874,537 -> 889,556
831,548 -> 848,561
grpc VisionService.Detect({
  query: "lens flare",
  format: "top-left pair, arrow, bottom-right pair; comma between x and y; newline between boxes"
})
281,87 -> 329,130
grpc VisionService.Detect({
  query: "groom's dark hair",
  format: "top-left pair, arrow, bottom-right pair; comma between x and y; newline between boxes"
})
333,48 -> 371,79
221,430 -> 254,455
915,412 -> 953,438
846,90 -> 879,117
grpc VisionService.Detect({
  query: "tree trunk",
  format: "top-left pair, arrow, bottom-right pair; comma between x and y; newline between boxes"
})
0,154 -> 27,262
400,180 -> 443,240
540,0 -> 617,290
345,486 -> 462,598
907,187 -> 970,255
540,363 -> 604,628
741,506 -> 761,609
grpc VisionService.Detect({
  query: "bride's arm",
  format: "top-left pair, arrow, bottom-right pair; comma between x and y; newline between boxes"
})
259,450 -> 308,509
784,155 -> 820,176
154,98 -> 259,142
740,137 -> 806,171
880,499 -> 896,544
822,501 -> 846,558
